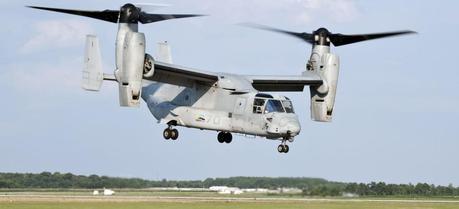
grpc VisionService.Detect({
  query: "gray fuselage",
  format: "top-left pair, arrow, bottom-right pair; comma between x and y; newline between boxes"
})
141,75 -> 301,140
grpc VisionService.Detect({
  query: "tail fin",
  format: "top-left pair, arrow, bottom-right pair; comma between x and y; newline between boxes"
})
82,35 -> 104,91
156,42 -> 173,64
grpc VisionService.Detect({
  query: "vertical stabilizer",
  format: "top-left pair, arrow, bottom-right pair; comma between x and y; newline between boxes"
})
82,35 -> 104,91
156,42 -> 173,64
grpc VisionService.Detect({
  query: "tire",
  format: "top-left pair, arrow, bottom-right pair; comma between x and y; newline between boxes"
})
284,145 -> 289,153
163,129 -> 171,140
217,132 -> 225,143
277,145 -> 284,153
225,133 -> 233,144
170,129 -> 179,140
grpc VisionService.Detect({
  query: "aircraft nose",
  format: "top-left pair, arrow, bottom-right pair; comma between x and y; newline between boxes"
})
286,121 -> 301,136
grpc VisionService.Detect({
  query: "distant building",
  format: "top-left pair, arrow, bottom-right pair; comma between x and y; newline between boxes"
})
242,188 -> 269,193
209,186 -> 243,195
342,192 -> 359,198
209,186 -> 228,191
103,188 -> 115,196
279,188 -> 302,193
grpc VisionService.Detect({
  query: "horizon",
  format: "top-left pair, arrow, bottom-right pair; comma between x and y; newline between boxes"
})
1,171 -> 457,187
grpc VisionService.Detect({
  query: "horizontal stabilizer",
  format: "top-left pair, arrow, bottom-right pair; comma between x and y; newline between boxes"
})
82,35 -> 104,91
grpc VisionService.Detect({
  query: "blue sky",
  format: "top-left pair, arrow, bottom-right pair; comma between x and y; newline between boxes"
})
1,0 -> 458,186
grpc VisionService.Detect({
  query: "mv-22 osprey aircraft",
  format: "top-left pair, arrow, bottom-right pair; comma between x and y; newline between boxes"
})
29,3 -> 415,153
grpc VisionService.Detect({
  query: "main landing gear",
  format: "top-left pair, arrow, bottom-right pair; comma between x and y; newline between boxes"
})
278,137 -> 291,153
278,144 -> 289,153
217,132 -> 232,144
163,126 -> 179,140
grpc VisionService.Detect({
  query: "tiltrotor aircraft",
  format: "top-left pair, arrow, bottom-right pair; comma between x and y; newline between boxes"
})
29,3 -> 415,153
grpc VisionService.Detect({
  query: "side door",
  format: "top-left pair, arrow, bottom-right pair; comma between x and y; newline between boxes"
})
231,97 -> 247,132
248,98 -> 268,135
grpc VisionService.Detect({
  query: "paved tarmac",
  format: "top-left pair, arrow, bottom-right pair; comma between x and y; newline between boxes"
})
1,194 -> 459,203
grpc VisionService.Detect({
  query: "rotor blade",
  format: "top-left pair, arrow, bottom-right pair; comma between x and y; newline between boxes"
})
329,31 -> 417,47
241,23 -> 315,44
134,3 -> 170,13
27,6 -> 120,23
139,13 -> 204,24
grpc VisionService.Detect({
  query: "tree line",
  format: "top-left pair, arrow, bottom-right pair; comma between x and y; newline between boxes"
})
0,172 -> 457,197
0,172 -> 334,190
342,182 -> 458,197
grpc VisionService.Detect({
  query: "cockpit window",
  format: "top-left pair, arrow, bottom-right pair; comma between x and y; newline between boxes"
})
253,98 -> 265,114
282,100 -> 295,113
265,100 -> 285,113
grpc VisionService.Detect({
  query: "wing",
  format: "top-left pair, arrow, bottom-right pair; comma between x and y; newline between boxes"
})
145,62 -> 323,91
245,71 -> 323,92
144,61 -> 219,86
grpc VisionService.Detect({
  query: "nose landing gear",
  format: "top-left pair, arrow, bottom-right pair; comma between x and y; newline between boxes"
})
278,137 -> 291,153
217,132 -> 233,144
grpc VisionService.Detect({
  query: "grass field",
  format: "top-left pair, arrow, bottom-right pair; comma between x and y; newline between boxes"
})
1,200 -> 459,209
0,190 -> 458,209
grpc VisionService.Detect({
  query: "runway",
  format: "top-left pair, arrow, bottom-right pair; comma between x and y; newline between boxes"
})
1,194 -> 459,204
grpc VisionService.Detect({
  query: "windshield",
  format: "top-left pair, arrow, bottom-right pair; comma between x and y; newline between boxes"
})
265,100 -> 285,113
282,100 -> 295,113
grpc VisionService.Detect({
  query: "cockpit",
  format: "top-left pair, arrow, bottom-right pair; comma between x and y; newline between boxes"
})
252,93 -> 295,114
251,93 -> 300,138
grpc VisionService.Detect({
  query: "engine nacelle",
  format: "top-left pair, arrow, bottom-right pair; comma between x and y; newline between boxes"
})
143,53 -> 155,78
116,32 -> 146,107
309,53 -> 340,122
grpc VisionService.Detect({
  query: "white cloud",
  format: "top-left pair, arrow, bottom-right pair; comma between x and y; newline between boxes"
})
1,57 -> 82,94
177,0 -> 360,24
297,0 -> 360,23
20,19 -> 94,53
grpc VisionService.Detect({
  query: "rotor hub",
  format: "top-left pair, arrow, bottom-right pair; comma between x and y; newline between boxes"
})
313,28 -> 331,46
120,3 -> 140,23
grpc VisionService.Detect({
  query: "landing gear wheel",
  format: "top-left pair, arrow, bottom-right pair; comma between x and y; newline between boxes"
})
277,145 -> 284,153
217,132 -> 225,143
224,132 -> 233,144
163,129 -> 171,140
170,129 -> 179,140
217,132 -> 233,144
277,144 -> 290,153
